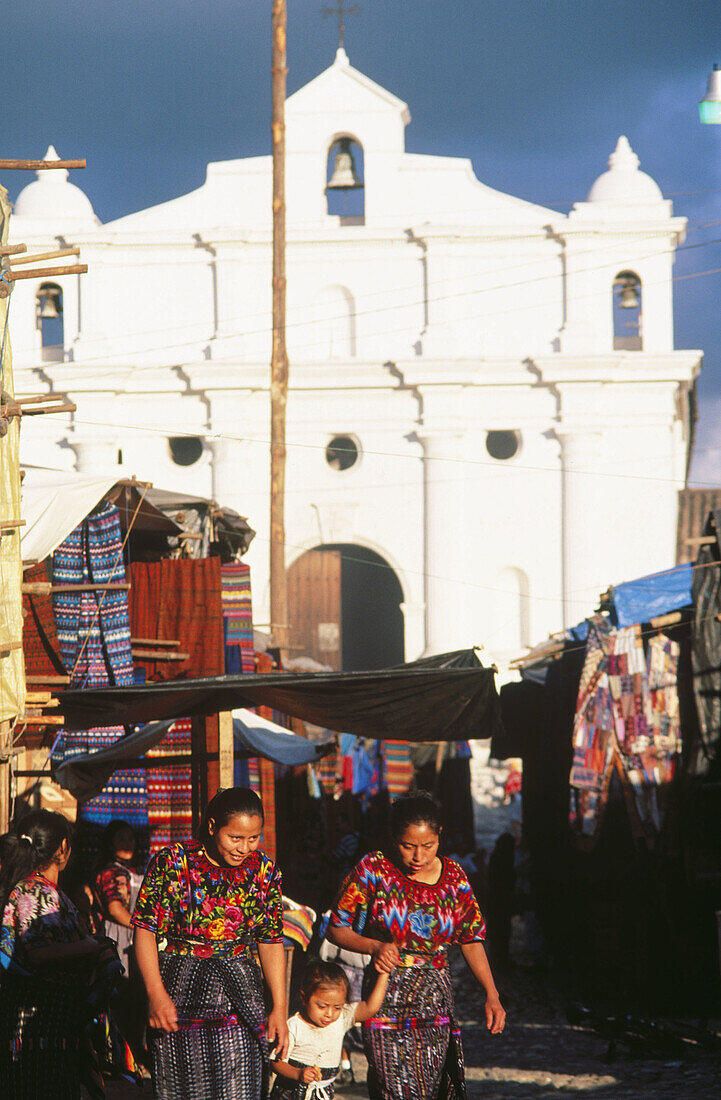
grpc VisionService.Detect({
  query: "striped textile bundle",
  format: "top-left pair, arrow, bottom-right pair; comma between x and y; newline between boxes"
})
384,740 -> 413,798
282,901 -> 316,951
146,718 -> 193,855
220,562 -> 255,674
52,503 -> 146,850
53,502 -> 134,687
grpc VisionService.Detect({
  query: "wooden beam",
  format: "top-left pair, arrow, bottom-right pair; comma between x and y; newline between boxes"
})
26,675 -> 70,685
0,721 -> 10,832
131,649 -> 190,661
219,711 -> 234,791
0,641 -> 23,655
6,263 -> 88,282
0,519 -> 25,530
0,158 -> 86,170
16,394 -> 67,405
23,581 -> 130,595
131,638 -> 180,648
20,403 -> 76,417
685,535 -> 717,547
649,611 -> 682,628
18,715 -> 65,726
0,244 -> 27,256
10,247 -> 80,267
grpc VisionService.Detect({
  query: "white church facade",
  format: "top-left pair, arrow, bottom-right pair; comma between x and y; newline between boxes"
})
8,49 -> 702,669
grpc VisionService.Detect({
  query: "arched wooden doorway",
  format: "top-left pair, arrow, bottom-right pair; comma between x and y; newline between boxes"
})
287,544 -> 404,671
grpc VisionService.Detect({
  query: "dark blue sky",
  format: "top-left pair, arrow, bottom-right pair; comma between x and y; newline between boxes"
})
4,1 -> 721,481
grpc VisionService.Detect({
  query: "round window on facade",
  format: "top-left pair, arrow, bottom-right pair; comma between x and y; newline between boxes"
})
485,430 -> 521,461
168,436 -> 204,467
325,434 -> 359,471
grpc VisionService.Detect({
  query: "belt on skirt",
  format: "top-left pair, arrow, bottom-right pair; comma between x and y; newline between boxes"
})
364,949 -> 453,1031
397,949 -> 447,969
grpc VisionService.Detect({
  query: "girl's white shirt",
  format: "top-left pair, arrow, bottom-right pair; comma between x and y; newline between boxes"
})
284,1003 -> 358,1068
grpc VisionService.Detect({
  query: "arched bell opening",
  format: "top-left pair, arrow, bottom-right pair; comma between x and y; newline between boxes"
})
612,271 -> 642,350
326,136 -> 365,224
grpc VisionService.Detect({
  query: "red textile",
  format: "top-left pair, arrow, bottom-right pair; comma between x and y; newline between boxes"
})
128,559 -> 224,680
22,562 -> 65,678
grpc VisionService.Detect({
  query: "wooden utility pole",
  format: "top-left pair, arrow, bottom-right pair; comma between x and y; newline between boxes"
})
270,0 -> 289,656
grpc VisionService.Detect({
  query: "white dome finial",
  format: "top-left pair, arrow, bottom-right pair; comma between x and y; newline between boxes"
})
39,144 -> 68,182
607,136 -> 640,172
586,135 -> 663,204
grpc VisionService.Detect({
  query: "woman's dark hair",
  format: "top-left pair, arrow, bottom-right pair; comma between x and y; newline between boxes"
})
390,791 -> 442,840
94,819 -> 136,874
0,810 -> 72,912
300,958 -> 350,1003
199,787 -> 264,847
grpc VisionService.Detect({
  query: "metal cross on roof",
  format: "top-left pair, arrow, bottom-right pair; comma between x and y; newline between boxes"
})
322,0 -> 360,50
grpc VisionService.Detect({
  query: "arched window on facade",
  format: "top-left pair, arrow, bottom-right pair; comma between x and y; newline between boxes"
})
318,284 -> 356,358
326,136 -> 365,224
35,282 -> 64,362
612,270 -> 642,350
493,567 -> 531,655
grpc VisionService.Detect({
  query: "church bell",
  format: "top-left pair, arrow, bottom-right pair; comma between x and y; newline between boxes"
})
37,285 -> 62,320
614,274 -> 640,310
327,138 -> 362,190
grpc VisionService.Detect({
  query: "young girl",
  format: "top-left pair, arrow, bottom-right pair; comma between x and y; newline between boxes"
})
272,959 -> 388,1099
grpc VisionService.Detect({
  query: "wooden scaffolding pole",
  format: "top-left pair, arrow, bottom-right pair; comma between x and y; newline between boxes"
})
270,0 -> 288,658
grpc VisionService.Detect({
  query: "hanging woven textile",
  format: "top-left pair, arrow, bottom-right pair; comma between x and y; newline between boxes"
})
569,616 -> 682,845
221,561 -> 255,674
52,503 -> 148,852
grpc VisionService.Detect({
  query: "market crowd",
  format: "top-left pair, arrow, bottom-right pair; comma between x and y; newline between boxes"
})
0,788 -> 505,1099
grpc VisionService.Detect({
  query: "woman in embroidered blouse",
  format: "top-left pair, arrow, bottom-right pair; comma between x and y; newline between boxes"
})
329,792 -> 505,1100
132,786 -> 289,1100
0,810 -> 104,1098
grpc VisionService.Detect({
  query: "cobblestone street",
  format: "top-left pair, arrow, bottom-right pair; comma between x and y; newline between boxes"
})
105,955 -> 720,1099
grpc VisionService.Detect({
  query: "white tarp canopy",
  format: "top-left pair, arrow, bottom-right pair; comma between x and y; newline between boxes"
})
21,466 -> 117,564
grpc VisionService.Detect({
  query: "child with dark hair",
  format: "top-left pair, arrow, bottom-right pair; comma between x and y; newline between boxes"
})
272,958 -> 388,1099
95,819 -> 142,971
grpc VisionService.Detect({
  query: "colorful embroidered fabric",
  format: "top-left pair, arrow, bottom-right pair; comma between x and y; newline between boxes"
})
331,851 -> 485,954
383,740 -> 413,798
221,562 -> 255,674
146,718 -> 193,855
570,617 -> 683,841
0,876 -> 86,975
131,842 -> 283,957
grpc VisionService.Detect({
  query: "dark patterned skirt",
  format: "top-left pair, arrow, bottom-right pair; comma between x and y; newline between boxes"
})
270,1059 -> 337,1099
151,953 -> 268,1100
0,970 -> 85,1099
362,962 -> 466,1100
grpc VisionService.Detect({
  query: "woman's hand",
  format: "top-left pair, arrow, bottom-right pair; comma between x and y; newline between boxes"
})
301,1066 -> 322,1084
372,941 -> 400,974
148,988 -> 179,1032
267,1005 -> 289,1061
485,992 -> 506,1034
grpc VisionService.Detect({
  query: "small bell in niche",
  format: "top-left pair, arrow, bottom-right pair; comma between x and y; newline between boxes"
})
613,272 -> 641,310
327,138 -> 362,190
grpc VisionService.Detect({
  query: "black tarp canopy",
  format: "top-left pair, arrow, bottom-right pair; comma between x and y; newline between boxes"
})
59,650 -> 502,744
